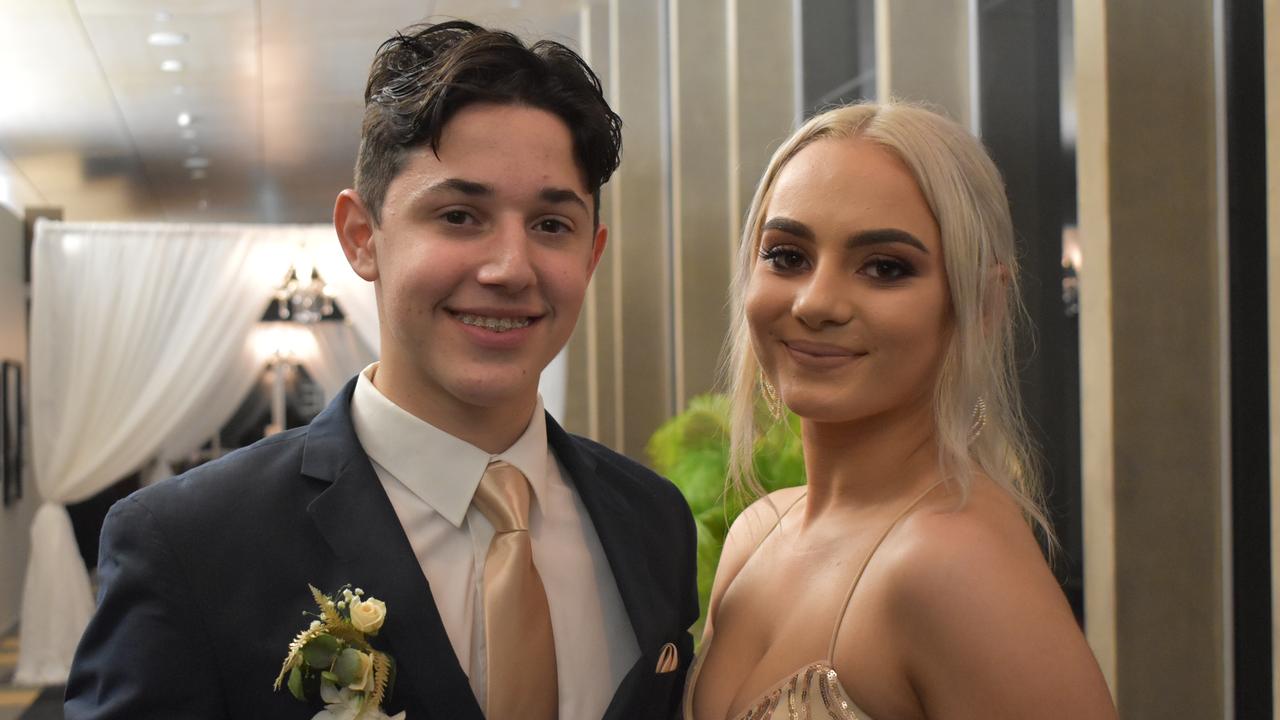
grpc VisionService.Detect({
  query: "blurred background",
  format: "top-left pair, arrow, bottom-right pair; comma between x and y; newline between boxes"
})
0,0 -> 1274,717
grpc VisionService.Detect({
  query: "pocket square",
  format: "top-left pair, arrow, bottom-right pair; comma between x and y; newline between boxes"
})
655,642 -> 679,674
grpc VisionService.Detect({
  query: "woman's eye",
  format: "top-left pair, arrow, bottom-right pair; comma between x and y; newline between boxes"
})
760,246 -> 807,271
864,258 -> 913,280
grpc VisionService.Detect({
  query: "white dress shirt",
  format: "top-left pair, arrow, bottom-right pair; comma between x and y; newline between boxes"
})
350,364 -> 640,719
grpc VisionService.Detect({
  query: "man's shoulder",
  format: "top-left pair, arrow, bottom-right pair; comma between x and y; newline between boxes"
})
561,432 -> 691,513
124,426 -> 313,523
566,433 -> 665,486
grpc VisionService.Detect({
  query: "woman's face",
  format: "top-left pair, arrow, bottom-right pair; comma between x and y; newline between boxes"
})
745,136 -> 952,425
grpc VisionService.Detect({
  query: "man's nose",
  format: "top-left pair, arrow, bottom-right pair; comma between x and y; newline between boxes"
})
476,219 -> 536,292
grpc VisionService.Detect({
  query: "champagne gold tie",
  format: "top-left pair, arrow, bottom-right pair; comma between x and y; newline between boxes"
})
472,460 -> 558,720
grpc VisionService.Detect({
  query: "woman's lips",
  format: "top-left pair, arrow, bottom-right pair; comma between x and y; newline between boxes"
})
783,340 -> 866,368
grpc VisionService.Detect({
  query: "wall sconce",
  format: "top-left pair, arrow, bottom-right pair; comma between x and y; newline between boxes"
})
1062,227 -> 1081,319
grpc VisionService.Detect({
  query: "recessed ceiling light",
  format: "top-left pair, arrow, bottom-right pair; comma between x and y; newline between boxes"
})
190,169 -> 207,180
160,59 -> 184,73
148,31 -> 188,47
176,112 -> 192,127
184,157 -> 210,169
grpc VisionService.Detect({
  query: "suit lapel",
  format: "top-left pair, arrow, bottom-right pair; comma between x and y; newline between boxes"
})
301,380 -> 484,720
546,415 -> 675,717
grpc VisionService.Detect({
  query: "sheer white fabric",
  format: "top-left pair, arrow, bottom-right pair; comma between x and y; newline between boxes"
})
305,322 -> 377,402
307,236 -> 380,355
17,221 -> 301,684
153,326 -> 272,467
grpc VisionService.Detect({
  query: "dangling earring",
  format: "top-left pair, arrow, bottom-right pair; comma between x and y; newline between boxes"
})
760,373 -> 783,420
968,396 -> 987,442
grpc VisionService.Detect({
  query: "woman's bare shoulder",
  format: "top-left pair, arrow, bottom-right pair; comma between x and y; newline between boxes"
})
727,486 -> 808,551
704,486 -> 808,628
872,478 -> 1116,718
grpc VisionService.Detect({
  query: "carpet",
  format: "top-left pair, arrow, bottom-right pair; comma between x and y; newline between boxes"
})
17,686 -> 61,720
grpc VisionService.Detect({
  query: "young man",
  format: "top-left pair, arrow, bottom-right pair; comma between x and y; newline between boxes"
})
65,21 -> 697,720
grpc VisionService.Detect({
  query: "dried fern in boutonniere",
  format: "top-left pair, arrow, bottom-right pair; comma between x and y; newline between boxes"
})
274,585 -> 404,720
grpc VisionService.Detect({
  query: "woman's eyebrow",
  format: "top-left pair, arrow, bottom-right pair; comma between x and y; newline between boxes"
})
847,228 -> 929,254
763,217 -> 928,254
761,216 -> 813,240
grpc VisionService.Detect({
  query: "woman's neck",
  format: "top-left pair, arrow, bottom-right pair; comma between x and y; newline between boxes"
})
799,396 -> 942,522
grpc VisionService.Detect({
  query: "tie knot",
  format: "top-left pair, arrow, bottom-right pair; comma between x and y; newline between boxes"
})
473,460 -> 531,533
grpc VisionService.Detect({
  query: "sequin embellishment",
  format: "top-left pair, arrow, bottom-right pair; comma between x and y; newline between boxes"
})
731,663 -> 863,720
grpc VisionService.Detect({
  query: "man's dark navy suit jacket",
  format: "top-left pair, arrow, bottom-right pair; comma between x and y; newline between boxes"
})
64,378 -> 698,719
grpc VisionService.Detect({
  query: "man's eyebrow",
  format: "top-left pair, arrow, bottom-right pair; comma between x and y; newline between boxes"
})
539,187 -> 590,215
423,178 -> 493,196
847,228 -> 929,254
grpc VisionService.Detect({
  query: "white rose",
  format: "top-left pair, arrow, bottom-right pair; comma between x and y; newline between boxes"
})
347,651 -> 375,692
350,597 -> 387,634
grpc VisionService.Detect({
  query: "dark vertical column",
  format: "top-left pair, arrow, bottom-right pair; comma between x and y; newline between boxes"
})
977,0 -> 1083,620
800,0 -> 876,116
1225,0 -> 1272,714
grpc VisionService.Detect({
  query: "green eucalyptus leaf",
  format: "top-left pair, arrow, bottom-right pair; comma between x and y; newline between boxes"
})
646,392 -> 806,651
321,670 -> 340,684
302,633 -> 340,669
287,666 -> 306,701
333,648 -> 363,686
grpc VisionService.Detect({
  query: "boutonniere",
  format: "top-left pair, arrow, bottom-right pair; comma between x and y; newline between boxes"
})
274,584 -> 405,720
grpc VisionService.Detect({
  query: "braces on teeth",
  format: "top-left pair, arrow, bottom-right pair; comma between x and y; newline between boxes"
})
457,313 -> 532,332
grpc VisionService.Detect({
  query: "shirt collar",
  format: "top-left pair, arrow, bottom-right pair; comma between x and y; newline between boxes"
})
350,363 -> 550,527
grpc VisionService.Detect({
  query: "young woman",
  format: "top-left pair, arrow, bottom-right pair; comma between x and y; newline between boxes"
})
683,102 -> 1116,719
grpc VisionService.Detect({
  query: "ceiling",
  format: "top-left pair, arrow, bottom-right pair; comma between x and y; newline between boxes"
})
0,0 -> 594,223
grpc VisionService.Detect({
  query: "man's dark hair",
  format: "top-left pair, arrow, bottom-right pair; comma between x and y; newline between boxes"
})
355,20 -> 623,225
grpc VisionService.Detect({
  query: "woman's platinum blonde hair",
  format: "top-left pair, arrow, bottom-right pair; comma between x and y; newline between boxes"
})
725,100 -> 1052,541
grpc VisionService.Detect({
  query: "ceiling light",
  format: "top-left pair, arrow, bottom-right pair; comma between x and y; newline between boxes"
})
176,112 -> 192,127
180,128 -> 197,140
190,169 -> 207,180
160,59 -> 184,73
197,199 -> 210,211
184,157 -> 210,169
148,31 -> 188,47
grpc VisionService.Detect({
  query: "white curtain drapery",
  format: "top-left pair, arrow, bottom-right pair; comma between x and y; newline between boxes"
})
307,237 -> 380,355
305,322 -> 377,402
17,222 -> 340,684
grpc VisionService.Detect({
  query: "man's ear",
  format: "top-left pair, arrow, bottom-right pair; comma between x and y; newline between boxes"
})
587,224 -> 608,276
334,189 -> 379,282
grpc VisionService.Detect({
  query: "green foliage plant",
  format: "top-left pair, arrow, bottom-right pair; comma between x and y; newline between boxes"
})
646,393 -> 806,643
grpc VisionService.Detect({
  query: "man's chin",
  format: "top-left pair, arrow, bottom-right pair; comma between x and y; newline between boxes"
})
442,374 -> 544,411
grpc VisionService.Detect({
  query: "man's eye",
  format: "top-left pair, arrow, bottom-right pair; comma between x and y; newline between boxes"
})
442,210 -> 473,225
535,219 -> 571,234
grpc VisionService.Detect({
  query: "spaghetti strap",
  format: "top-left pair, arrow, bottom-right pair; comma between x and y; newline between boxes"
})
748,491 -> 808,555
708,491 -> 808,627
826,480 -> 945,662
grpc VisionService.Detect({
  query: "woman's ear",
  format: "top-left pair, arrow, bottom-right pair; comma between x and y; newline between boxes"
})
334,189 -> 379,282
983,263 -> 1010,336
